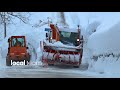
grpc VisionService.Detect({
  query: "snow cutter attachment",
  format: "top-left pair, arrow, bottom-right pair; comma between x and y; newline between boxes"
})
41,24 -> 83,68
6,36 -> 31,66
41,45 -> 83,68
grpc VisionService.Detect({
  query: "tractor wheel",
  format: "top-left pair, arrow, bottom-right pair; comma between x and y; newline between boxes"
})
73,65 -> 79,68
25,60 -> 27,65
73,63 -> 80,68
47,59 -> 54,66
25,59 -> 30,65
73,59 -> 81,68
48,64 -> 54,66
25,54 -> 31,65
73,51 -> 83,68
6,56 -> 11,66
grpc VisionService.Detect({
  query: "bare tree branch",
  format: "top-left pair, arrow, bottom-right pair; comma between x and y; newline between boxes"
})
0,12 -> 31,38
7,12 -> 29,24
0,12 -> 30,24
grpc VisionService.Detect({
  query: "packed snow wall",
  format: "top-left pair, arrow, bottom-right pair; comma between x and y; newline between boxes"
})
87,21 -> 120,74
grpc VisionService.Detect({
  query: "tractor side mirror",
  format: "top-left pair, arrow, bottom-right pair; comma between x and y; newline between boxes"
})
8,47 -> 10,53
26,47 -> 29,49
8,38 -> 10,42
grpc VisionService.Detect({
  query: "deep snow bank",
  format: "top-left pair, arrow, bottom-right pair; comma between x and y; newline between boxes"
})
88,21 -> 120,55
80,20 -> 101,64
87,20 -> 120,73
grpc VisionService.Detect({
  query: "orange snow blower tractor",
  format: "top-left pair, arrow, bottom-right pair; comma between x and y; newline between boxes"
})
6,36 -> 31,66
41,24 -> 83,68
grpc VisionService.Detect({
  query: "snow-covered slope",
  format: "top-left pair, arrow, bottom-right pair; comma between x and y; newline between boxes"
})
88,21 -> 120,55
87,13 -> 120,74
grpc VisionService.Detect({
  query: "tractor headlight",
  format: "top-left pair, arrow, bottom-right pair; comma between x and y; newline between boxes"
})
21,53 -> 25,55
77,39 -> 79,41
10,53 -> 14,55
50,37 -> 52,39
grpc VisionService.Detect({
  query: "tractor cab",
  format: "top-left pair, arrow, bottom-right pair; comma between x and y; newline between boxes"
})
59,29 -> 80,46
6,36 -> 30,66
8,36 -> 26,47
45,24 -> 82,46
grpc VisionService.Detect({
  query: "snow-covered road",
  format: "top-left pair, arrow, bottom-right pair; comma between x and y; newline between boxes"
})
0,63 -> 97,78
0,58 -> 119,78
2,69 -> 93,78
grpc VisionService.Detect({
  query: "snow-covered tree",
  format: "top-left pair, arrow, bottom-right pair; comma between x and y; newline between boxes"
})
0,12 -> 30,38
32,17 -> 52,28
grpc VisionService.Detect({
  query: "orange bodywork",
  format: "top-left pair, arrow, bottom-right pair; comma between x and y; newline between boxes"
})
50,24 -> 60,41
7,36 -> 30,61
9,47 -> 28,60
9,47 -> 27,55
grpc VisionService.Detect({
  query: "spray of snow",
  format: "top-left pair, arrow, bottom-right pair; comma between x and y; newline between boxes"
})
69,13 -> 80,27
85,20 -> 101,39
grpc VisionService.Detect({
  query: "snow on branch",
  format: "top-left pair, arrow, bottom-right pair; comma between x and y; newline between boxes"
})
0,12 -> 30,24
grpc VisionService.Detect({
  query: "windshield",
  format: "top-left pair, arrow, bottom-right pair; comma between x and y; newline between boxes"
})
59,31 -> 79,46
12,37 -> 25,47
